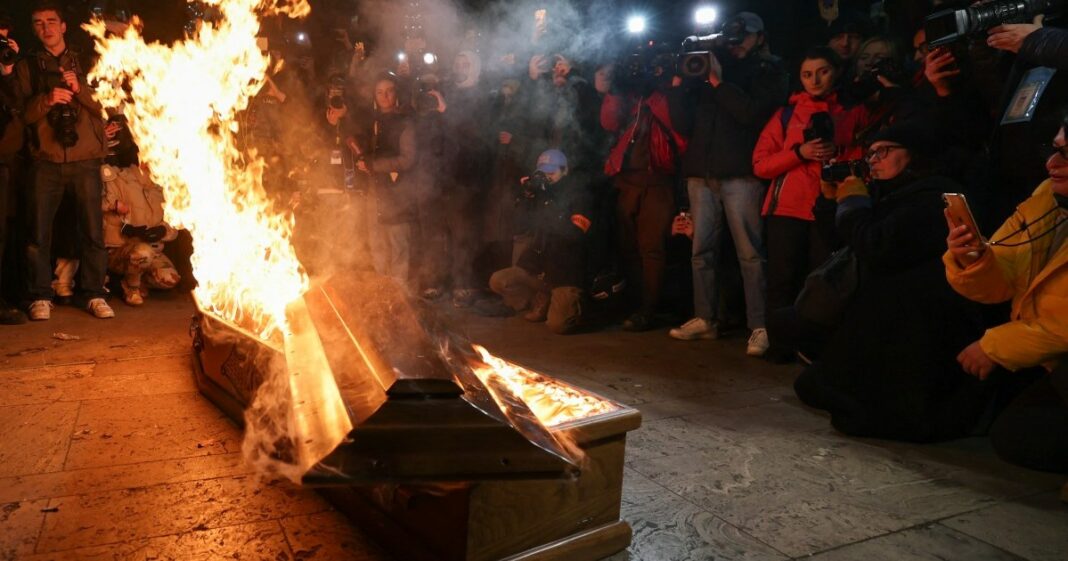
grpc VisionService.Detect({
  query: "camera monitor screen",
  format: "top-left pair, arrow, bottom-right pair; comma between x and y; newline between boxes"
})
925,9 -> 965,47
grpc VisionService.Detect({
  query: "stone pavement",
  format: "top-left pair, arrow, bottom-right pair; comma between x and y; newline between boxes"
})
0,292 -> 1065,560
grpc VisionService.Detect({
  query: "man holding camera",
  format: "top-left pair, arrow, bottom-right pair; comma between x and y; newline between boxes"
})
0,15 -> 25,324
667,12 -> 787,355
489,150 -> 592,335
14,1 -> 111,320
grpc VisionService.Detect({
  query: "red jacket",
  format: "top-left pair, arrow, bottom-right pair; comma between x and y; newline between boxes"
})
752,91 -> 868,221
602,91 -> 688,177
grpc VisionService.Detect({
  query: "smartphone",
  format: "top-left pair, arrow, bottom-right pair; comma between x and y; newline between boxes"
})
943,193 -> 985,245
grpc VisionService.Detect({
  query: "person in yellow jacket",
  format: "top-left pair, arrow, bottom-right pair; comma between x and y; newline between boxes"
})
945,122 -> 1068,474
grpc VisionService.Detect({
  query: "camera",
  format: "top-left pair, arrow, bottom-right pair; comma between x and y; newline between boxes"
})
43,70 -> 80,148
0,37 -> 16,66
925,0 -> 1064,47
326,74 -> 346,110
519,170 -> 553,205
616,45 -> 675,93
414,75 -> 440,114
678,16 -> 748,78
847,56 -> 905,100
804,112 -> 835,144
821,159 -> 870,183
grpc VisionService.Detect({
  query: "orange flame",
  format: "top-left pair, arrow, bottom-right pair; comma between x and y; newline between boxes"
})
470,345 -> 617,428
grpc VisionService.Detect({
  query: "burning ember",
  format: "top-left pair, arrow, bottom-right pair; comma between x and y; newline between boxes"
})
470,345 -> 617,428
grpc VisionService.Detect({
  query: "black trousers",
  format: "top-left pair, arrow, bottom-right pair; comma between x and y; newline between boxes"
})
990,362 -> 1068,473
765,215 -> 831,313
614,171 -> 674,316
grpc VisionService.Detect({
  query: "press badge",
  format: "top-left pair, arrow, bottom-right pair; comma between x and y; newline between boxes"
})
330,149 -> 343,165
1002,66 -> 1056,125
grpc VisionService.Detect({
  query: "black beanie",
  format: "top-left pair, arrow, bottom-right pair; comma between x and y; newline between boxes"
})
870,120 -> 941,159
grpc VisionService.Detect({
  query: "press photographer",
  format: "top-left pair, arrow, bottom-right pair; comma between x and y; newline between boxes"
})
667,11 -> 787,355
14,1 -> 112,321
795,121 -> 991,443
0,14 -> 24,324
489,149 -> 593,335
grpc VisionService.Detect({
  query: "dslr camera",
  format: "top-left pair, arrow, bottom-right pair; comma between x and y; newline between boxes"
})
0,37 -> 16,66
43,71 -> 79,148
518,170 -> 554,206
821,159 -> 870,183
678,16 -> 749,78
326,73 -> 346,110
925,0 -> 1064,47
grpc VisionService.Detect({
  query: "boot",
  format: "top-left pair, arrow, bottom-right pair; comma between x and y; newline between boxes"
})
523,291 -> 550,323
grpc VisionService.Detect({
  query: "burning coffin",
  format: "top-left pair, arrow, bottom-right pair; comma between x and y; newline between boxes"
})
191,274 -> 641,561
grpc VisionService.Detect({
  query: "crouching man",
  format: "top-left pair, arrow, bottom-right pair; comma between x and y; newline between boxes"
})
101,163 -> 180,306
489,149 -> 592,334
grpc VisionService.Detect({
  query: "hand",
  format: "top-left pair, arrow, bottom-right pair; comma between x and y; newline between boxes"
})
799,139 -> 836,161
834,176 -> 869,203
707,53 -> 723,87
498,131 -> 513,145
986,17 -> 1043,54
326,105 -> 347,126
671,75 -> 683,88
356,159 -> 369,173
925,48 -> 960,98
528,54 -> 549,80
945,212 -> 986,267
957,341 -> 998,380
671,214 -> 694,239
62,70 -> 80,94
104,122 -> 122,139
116,200 -> 130,214
47,87 -> 74,107
344,136 -> 362,157
427,90 -> 446,113
264,77 -> 286,102
0,36 -> 18,76
820,181 -> 838,200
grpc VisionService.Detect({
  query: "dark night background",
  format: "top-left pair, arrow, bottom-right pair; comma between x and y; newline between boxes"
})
5,1 -> 939,67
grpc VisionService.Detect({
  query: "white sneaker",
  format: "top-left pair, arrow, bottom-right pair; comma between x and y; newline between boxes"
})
87,298 -> 115,319
28,300 -> 53,321
747,328 -> 769,357
669,318 -> 719,341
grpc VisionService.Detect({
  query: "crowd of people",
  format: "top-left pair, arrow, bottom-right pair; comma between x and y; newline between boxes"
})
0,0 -> 1065,477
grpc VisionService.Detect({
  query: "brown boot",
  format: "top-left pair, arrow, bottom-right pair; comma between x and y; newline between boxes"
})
523,291 -> 550,323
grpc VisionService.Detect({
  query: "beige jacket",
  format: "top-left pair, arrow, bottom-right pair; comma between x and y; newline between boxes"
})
101,164 -> 176,248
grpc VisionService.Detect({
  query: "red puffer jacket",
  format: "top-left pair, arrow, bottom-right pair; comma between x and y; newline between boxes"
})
602,91 -> 688,177
752,91 -> 868,221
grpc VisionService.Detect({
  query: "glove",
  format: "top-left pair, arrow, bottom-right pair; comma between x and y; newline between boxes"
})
834,176 -> 869,203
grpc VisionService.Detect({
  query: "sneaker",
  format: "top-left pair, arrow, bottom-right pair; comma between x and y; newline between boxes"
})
622,312 -> 652,332
86,298 -> 115,319
0,300 -> 26,325
124,290 -> 144,306
747,328 -> 770,357
28,300 -> 54,321
523,291 -> 550,323
669,318 -> 719,341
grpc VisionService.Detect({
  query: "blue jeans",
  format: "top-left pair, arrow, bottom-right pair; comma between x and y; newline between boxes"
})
27,160 -> 108,301
688,176 -> 767,329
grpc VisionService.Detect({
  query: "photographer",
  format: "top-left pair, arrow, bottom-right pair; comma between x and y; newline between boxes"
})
0,15 -> 24,324
846,36 -> 927,146
357,73 -> 416,286
944,119 -> 1068,472
752,46 -> 867,358
794,122 -> 989,443
601,52 -> 688,332
13,1 -> 112,321
488,150 -> 592,335
666,11 -> 787,356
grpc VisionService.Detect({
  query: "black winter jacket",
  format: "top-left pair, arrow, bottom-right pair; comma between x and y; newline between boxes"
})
669,51 -> 788,179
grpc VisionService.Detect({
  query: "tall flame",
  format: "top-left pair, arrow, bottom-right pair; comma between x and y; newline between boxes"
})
87,0 -> 310,342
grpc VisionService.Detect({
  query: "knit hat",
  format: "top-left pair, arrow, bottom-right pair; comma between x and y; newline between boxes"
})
869,121 -> 941,159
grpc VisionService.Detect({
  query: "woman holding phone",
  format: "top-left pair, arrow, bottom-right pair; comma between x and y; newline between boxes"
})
945,119 -> 1068,473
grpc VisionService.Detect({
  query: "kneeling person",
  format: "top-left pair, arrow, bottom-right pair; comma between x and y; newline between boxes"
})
101,163 -> 180,306
490,150 -> 592,334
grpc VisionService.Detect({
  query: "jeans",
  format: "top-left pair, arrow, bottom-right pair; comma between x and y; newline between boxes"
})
26,160 -> 107,301
688,176 -> 767,329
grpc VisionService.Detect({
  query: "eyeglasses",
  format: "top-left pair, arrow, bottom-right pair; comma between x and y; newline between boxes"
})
864,145 -> 906,162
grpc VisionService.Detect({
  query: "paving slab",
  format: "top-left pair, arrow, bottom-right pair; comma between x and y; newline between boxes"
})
806,523 -> 1026,561
35,476 -> 330,554
0,499 -> 49,560
942,492 -> 1068,561
0,401 -> 80,478
280,510 -> 392,561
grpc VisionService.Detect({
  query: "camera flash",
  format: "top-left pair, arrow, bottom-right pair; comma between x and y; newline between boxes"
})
397,52 -> 407,62
694,6 -> 717,26
423,52 -> 437,65
627,15 -> 646,34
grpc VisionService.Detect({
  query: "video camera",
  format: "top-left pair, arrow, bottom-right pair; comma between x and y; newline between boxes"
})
925,0 -> 1064,47
678,16 -> 749,78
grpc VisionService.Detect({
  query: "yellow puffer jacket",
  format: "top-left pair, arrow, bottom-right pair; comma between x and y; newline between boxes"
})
944,180 -> 1068,372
